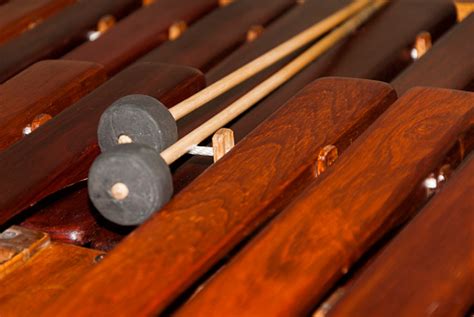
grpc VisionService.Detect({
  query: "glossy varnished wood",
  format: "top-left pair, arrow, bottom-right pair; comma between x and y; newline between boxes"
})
41,78 -> 396,316
327,154 -> 474,317
203,0 -> 456,138
0,0 -> 74,44
140,0 -> 296,71
175,87 -> 474,316
0,242 -> 102,316
173,0 -> 457,190
177,0 -> 350,137
22,183 -> 125,251
0,0 -> 139,83
0,63 -> 204,225
392,13 -> 474,95
22,0 -> 332,245
0,60 -> 106,151
64,0 -> 218,75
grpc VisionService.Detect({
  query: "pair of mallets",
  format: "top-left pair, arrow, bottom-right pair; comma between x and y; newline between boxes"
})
89,0 -> 387,225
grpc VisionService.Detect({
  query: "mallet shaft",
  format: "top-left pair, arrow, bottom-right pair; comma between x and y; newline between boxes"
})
169,0 -> 374,120
162,1 -> 387,164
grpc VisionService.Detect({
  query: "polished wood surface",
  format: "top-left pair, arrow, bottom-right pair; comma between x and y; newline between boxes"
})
20,0 -> 351,247
21,183 -> 125,251
0,63 -> 204,225
40,78 -> 396,316
327,154 -> 474,317
175,87 -> 474,316
392,13 -> 474,95
0,226 -> 49,278
140,0 -> 296,71
0,0 -> 139,83
0,0 -> 74,44
63,0 -> 218,75
0,60 -> 106,151
0,242 -> 102,317
173,0 -> 457,191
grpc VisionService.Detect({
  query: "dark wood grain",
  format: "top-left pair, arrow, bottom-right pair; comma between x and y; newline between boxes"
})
174,87 -> 474,317
0,60 -> 106,151
19,0 -> 308,244
177,0 -> 349,137
0,0 -> 74,44
327,154 -> 474,317
0,0 -> 140,83
173,0 -> 457,190
40,78 -> 396,316
0,63 -> 204,226
392,13 -> 474,95
0,242 -> 103,316
63,0 -> 218,75
140,0 -> 296,72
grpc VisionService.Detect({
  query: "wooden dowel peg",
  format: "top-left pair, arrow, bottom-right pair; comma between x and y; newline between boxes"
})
142,0 -> 155,6
316,145 -> 338,176
454,1 -> 474,21
87,15 -> 116,41
97,15 -> 116,34
246,25 -> 265,42
23,113 -> 52,136
212,128 -> 235,162
218,0 -> 234,7
169,21 -> 188,40
411,31 -> 432,60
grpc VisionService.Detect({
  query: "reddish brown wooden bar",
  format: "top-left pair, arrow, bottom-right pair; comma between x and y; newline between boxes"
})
198,0 -> 456,138
63,0 -> 218,75
140,0 -> 296,71
0,63 -> 204,225
173,0 -> 457,190
392,13 -> 474,95
327,154 -> 474,317
0,242 -> 103,316
0,60 -> 106,151
40,78 -> 396,316
22,183 -> 125,251
0,0 -> 74,44
174,87 -> 474,317
0,0 -> 139,83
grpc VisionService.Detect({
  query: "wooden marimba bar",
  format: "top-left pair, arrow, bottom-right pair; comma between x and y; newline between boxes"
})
0,0 -> 472,316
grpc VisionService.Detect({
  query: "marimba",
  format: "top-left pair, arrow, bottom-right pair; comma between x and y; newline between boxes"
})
0,0 -> 472,316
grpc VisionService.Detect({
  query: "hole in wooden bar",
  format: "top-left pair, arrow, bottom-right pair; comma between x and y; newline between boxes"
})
97,15 -> 116,34
169,21 -> 188,41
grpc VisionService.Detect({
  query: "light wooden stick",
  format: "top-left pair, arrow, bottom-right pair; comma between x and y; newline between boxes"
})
168,0 -> 373,120
161,1 -> 386,165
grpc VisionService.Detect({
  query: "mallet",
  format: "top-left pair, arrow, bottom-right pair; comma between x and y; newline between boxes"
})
89,1 -> 387,226
97,0 -> 375,153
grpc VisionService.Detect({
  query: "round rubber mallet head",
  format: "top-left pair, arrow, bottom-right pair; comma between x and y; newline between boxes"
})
98,94 -> 178,153
88,143 -> 173,226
